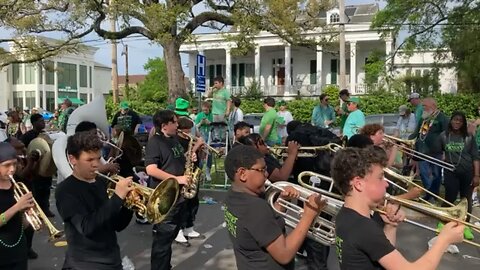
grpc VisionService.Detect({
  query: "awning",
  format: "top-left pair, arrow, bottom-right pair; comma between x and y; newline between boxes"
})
57,97 -> 85,105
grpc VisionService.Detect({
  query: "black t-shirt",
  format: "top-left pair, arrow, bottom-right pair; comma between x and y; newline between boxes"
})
144,133 -> 186,188
19,129 -> 41,148
111,110 -> 142,135
55,175 -> 133,270
441,132 -> 479,174
335,207 -> 395,270
0,184 -> 28,266
265,154 -> 282,178
224,189 -> 294,270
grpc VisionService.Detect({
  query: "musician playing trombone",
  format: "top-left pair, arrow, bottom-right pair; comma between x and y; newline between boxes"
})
332,146 -> 464,270
224,145 -> 326,270
0,142 -> 35,270
55,131 -> 134,270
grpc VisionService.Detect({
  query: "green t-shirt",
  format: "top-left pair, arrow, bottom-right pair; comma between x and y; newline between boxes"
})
414,104 -> 424,124
212,88 -> 231,115
195,111 -> 213,137
340,102 -> 349,129
260,108 -> 280,143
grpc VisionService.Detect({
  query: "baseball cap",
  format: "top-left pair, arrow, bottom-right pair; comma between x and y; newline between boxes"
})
398,105 -> 408,116
407,93 -> 420,101
347,96 -> 360,104
120,101 -> 130,110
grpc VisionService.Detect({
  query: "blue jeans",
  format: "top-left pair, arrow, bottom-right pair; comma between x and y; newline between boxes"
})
418,155 -> 442,201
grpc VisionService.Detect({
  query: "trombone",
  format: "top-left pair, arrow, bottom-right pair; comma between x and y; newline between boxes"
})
9,175 -> 64,243
383,134 -> 455,171
265,181 -> 343,245
178,131 -> 221,156
297,172 -> 480,248
95,172 -> 179,224
270,143 -> 343,158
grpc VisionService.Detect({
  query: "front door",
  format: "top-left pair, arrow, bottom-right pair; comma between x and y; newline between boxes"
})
277,68 -> 285,95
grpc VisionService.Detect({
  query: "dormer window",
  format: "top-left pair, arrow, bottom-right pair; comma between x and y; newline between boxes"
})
330,13 -> 340,24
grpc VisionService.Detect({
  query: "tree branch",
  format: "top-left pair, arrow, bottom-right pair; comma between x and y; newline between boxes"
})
179,11 -> 234,41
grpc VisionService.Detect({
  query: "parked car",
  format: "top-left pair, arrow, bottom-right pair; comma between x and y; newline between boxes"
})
243,113 -> 263,134
138,115 -> 154,133
365,113 -> 399,136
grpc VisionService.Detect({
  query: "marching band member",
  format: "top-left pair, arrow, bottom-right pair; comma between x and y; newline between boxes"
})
224,145 -> 325,270
359,124 -> 400,168
55,131 -> 133,270
145,110 -> 190,270
332,146 -> 464,270
232,121 -> 252,147
0,142 -> 34,270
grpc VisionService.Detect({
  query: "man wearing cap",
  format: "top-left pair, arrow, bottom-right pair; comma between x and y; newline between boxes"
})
173,97 -> 190,118
408,92 -> 423,127
206,76 -> 231,142
342,96 -> 365,139
395,105 -> 416,140
111,101 -> 142,135
58,99 -> 75,133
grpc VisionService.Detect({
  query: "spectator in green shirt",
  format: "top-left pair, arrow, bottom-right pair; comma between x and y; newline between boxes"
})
206,76 -> 231,142
259,97 -> 281,146
58,98 -> 75,133
335,89 -> 350,131
194,101 -> 214,181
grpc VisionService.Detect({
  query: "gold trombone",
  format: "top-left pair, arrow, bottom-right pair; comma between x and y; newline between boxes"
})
178,131 -> 221,156
383,134 -> 455,171
9,175 -> 64,243
270,143 -> 343,158
95,172 -> 179,224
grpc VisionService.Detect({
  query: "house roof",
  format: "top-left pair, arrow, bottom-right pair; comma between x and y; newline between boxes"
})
94,61 -> 111,69
118,75 -> 146,85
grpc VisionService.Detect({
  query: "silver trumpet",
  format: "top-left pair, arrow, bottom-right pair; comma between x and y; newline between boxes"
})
264,181 -> 343,245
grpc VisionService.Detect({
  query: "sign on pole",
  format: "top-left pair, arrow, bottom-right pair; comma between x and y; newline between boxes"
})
195,54 -> 206,93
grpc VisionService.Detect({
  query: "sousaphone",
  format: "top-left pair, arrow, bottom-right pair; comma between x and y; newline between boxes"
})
27,133 -> 56,177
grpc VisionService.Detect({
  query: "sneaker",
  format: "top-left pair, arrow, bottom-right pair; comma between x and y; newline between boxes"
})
437,222 -> 444,232
28,249 -> 38,259
205,169 -> 212,182
184,227 -> 201,238
464,226 -> 474,240
175,230 -> 188,243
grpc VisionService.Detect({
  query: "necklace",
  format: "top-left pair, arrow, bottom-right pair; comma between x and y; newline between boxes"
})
446,133 -> 464,169
418,110 -> 440,141
0,221 -> 24,248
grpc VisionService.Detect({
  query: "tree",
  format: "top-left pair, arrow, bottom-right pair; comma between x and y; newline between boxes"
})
87,0 -> 335,103
372,0 -> 480,92
136,57 -> 169,103
0,0 -> 96,67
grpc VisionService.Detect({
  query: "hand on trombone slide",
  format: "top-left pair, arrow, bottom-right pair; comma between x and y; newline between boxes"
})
379,203 -> 406,227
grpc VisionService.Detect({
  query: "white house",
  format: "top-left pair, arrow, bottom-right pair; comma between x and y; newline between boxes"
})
180,3 -> 457,96
0,37 -> 112,111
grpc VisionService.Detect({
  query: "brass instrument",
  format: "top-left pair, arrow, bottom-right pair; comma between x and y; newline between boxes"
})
270,143 -> 343,158
383,134 -> 455,171
178,131 -> 221,156
9,175 -> 64,243
297,172 -> 480,248
95,172 -> 179,224
265,181 -> 343,245
181,133 -> 202,199
27,133 -> 56,177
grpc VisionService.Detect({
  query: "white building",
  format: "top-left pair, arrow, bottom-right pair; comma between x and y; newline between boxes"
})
180,4 -> 457,96
0,37 -> 112,111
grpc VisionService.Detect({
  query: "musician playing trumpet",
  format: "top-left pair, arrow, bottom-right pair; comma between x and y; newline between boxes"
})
55,131 -> 133,270
0,142 -> 34,270
224,145 -> 326,270
332,146 -> 464,270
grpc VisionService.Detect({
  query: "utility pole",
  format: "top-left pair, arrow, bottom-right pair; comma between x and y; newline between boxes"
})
111,18 -> 119,104
122,44 -> 129,96
338,0 -> 346,90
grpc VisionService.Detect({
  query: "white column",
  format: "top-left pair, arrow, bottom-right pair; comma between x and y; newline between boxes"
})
285,45 -> 291,94
54,61 -> 58,110
86,64 -> 91,103
76,64 -> 80,99
254,45 -> 261,84
189,53 -> 196,89
91,66 -> 96,99
316,45 -> 323,90
225,48 -> 231,89
350,42 -> 357,93
385,39 -> 393,72
21,64 -> 26,108
42,67 -> 46,109
35,64 -> 40,108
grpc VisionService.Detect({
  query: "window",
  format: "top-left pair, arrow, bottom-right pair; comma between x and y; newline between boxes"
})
310,60 -> 317,84
45,61 -> 54,85
330,13 -> 340,23
25,64 -> 36,84
80,65 -> 88,87
415,69 -> 421,77
46,92 -> 55,112
12,63 -> 22,85
80,93 -> 88,103
25,91 -> 35,108
231,64 -> 237,87
245,64 -> 254,77
39,64 -> 43,84
239,64 -> 245,86
272,68 -> 276,85
208,65 -> 214,86
12,91 -> 23,108
330,59 -> 338,84
89,66 -> 93,88
57,62 -> 77,90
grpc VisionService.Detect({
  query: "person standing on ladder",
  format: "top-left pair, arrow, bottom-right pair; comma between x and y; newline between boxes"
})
206,76 -> 231,143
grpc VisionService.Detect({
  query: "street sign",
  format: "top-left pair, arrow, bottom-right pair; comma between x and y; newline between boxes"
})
196,54 -> 206,93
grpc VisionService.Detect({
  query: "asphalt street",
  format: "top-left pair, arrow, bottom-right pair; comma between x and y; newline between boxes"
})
29,189 -> 480,270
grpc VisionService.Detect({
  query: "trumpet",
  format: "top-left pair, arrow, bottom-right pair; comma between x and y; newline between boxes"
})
265,181 -> 343,245
9,175 -> 64,243
270,143 -> 343,158
178,131 -> 221,156
383,134 -> 455,171
95,172 -> 179,224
